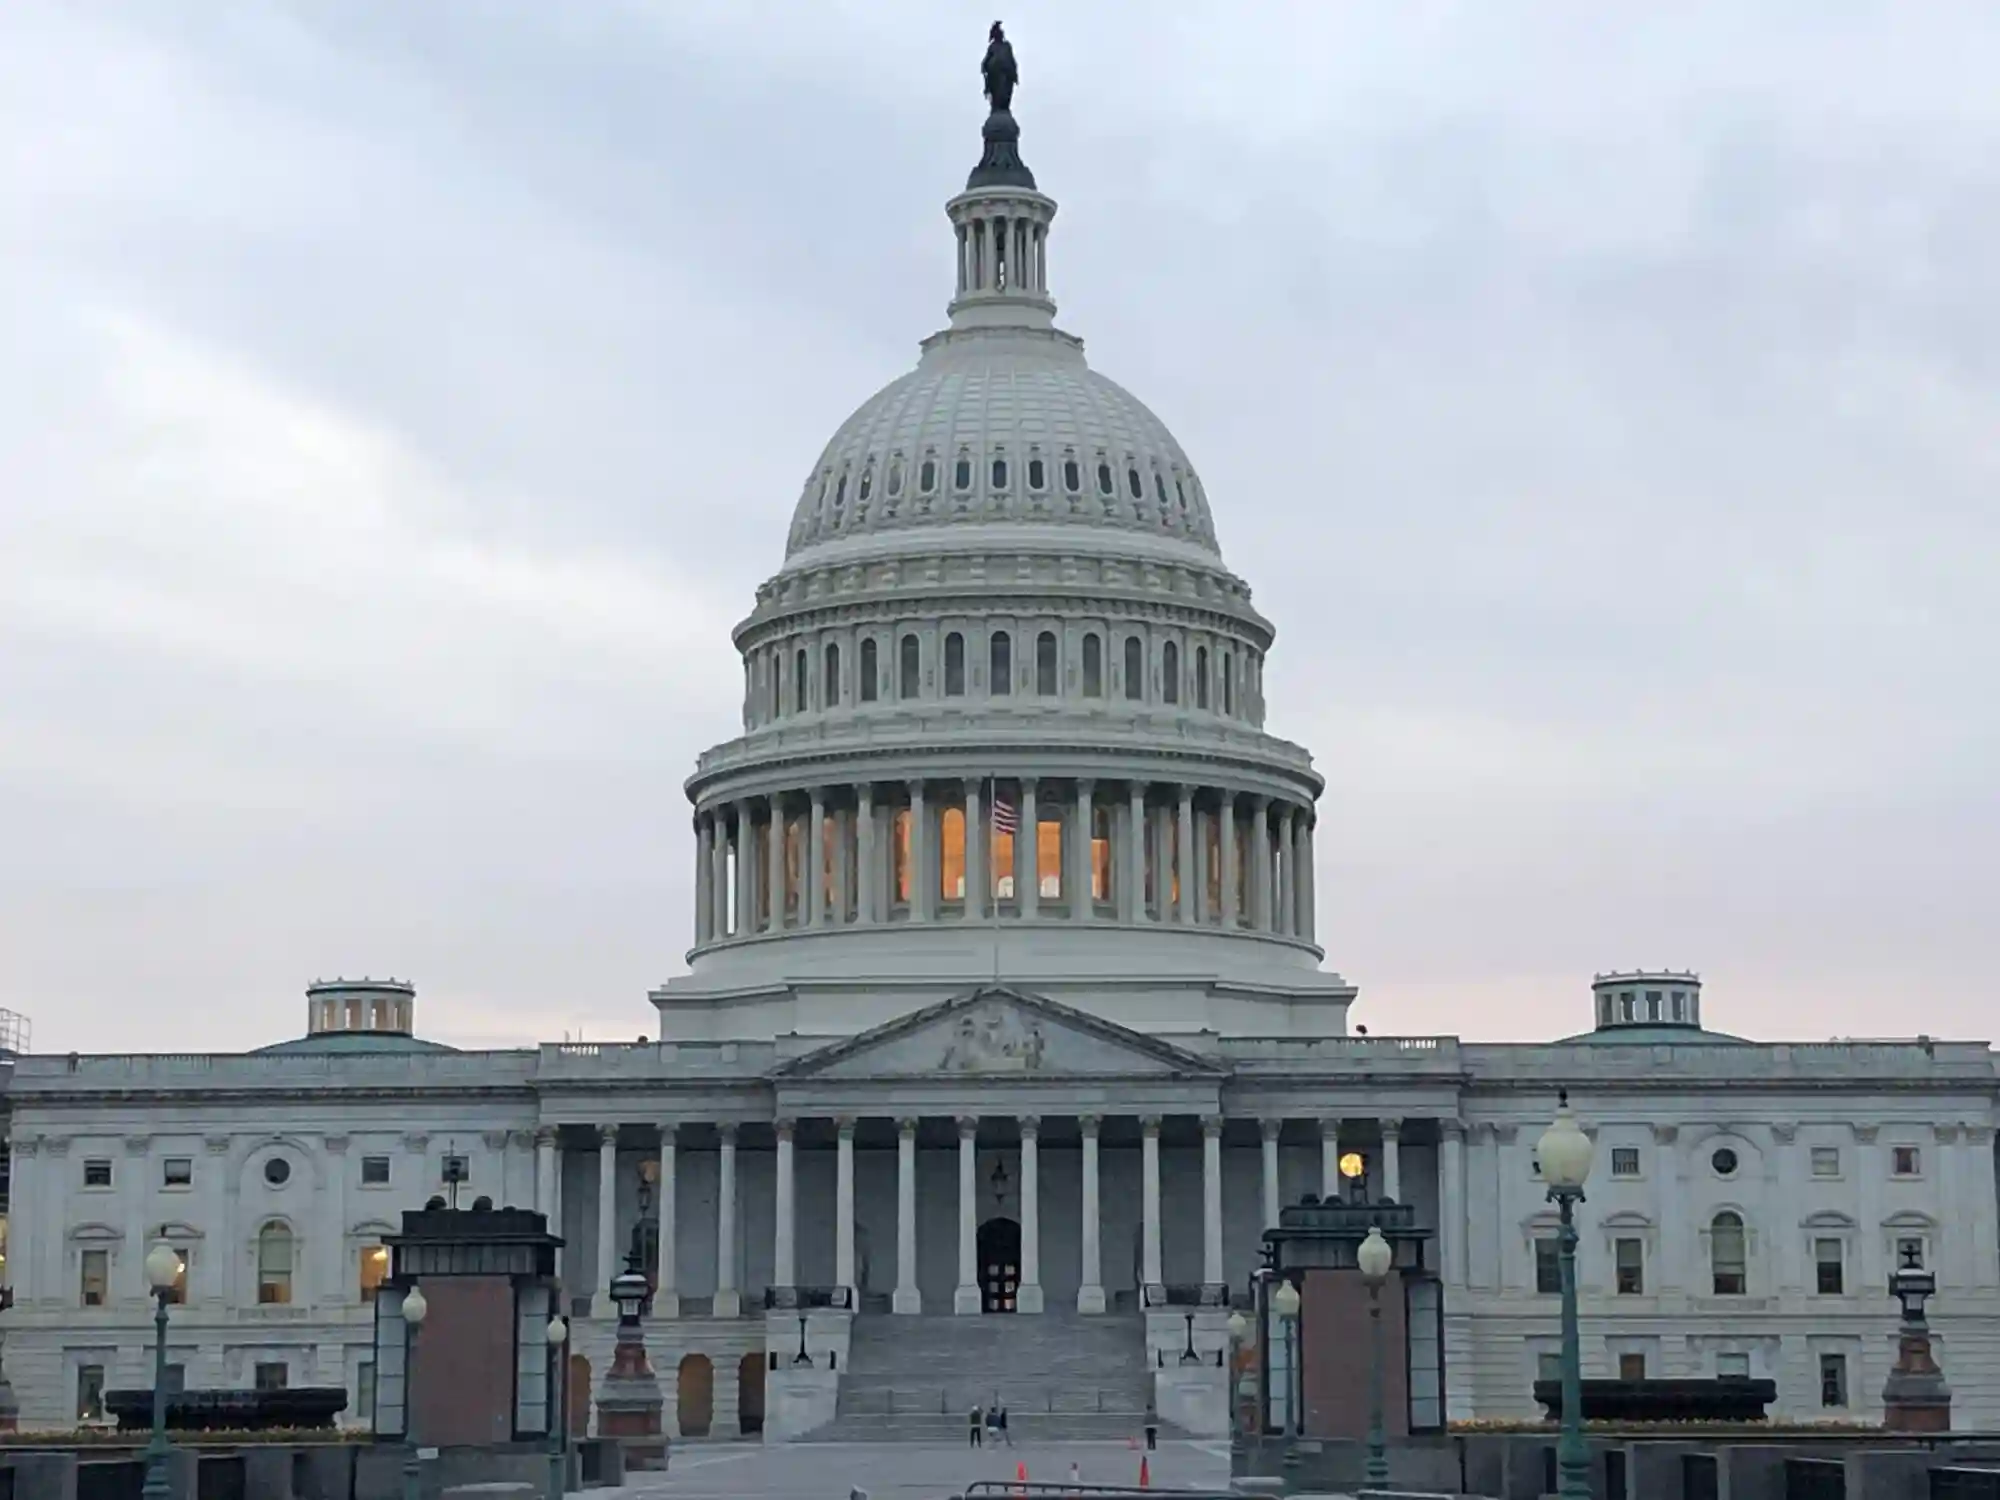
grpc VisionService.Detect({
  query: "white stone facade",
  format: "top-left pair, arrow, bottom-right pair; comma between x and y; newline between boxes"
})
4,69 -> 1997,1442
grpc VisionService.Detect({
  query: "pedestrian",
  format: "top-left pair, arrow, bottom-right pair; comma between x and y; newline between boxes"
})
1144,1416 -> 1158,1451
968,1403 -> 983,1447
986,1400 -> 1002,1446
995,1400 -> 1013,1447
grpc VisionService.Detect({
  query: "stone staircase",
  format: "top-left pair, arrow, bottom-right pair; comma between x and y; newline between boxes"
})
800,1310 -> 1167,1443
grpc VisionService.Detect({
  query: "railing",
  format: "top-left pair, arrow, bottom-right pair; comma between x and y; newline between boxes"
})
961,1485 -> 1236,1499
1785,1458 -> 1846,1500
1934,1470 -> 2000,1500
1145,1283 -> 1226,1307
764,1285 -> 852,1310
838,1387 -> 1145,1416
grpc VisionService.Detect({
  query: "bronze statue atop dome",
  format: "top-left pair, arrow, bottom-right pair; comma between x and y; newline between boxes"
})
982,21 -> 1017,114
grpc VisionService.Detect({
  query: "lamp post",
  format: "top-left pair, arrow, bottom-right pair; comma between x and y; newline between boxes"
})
545,1315 -> 568,1500
140,1242 -> 184,1500
1270,1278 -> 1302,1439
1357,1224 -> 1394,1488
401,1285 -> 429,1500
1225,1310 -> 1248,1447
1537,1090 -> 1596,1500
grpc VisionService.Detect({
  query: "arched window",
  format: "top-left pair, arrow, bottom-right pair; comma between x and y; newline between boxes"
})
769,653 -> 782,719
1081,634 -> 1103,697
256,1223 -> 294,1305
1036,631 -> 1059,696
1096,461 -> 1114,496
1126,466 -> 1144,500
940,807 -> 966,900
1222,653 -> 1234,716
887,457 -> 904,496
919,457 -> 937,493
1123,637 -> 1143,700
1063,457 -> 1081,493
1162,641 -> 1180,704
858,465 -> 873,501
1195,646 -> 1210,709
989,631 -> 1012,696
899,634 -> 920,699
1710,1212 -> 1747,1295
360,1243 -> 390,1302
1028,456 -> 1046,490
954,454 -> 972,491
944,632 -> 966,696
859,638 -> 879,702
824,642 -> 841,707
795,648 -> 809,714
991,456 -> 1008,489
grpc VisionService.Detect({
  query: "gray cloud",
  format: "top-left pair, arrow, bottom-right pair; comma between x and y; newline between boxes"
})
2,0 -> 1995,1051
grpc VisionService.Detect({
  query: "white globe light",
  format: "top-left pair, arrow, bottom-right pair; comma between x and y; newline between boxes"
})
1271,1279 -> 1301,1321
546,1315 -> 569,1348
402,1285 -> 429,1326
1226,1310 -> 1249,1341
1537,1092 -> 1595,1191
144,1241 -> 183,1292
1356,1224 -> 1394,1282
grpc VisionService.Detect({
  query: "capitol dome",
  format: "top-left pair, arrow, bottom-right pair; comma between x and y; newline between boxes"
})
661,54 -> 1352,1043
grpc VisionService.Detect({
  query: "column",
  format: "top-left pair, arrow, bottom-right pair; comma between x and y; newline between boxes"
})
1175,786 -> 1196,923
1017,1117 -> 1044,1313
1192,802 -> 1210,923
651,1124 -> 679,1317
954,1116 -> 981,1314
1261,1119 -> 1282,1227
734,800 -> 756,936
807,788 -> 827,925
965,779 -> 986,920
1382,1118 -> 1403,1201
831,806 -> 851,924
1078,1115 -> 1105,1313
773,1118 -> 796,1290
1274,806 -> 1294,936
1140,1117 -> 1163,1289
1293,811 -> 1314,940
894,1117 -> 921,1313
1250,796 -> 1271,930
714,1124 -> 740,1317
711,810 -> 733,936
835,1119 -> 857,1300
1152,804 -> 1172,920
1125,783 -> 1146,923
856,784 -> 876,924
1018,778 -> 1039,919
535,1126 -> 558,1223
1070,779 -> 1095,919
592,1125 -> 619,1318
1320,1119 -> 1341,1201
695,815 -> 714,942
766,796 -> 786,931
1219,790 -> 1239,927
908,780 -> 930,922
1202,1116 -> 1224,1287
1440,1121 -> 1468,1288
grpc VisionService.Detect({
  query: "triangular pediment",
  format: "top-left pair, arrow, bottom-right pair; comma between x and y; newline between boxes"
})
773,986 -> 1225,1081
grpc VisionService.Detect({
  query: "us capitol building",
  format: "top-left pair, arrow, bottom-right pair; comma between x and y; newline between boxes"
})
3,35 -> 1996,1443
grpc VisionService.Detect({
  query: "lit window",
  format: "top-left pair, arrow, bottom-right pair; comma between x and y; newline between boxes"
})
1614,1237 -> 1643,1295
1610,1148 -> 1640,1178
989,632 -> 1011,696
1814,1237 -> 1844,1295
1810,1147 -> 1840,1178
892,808 -> 912,906
162,1158 -> 193,1188
1036,817 -> 1062,901
362,1156 -> 391,1186
940,807 -> 966,901
161,1247 -> 189,1305
1891,1146 -> 1921,1177
1534,1237 -> 1560,1295
257,1223 -> 294,1305
83,1159 -> 112,1189
1710,1212 -> 1746,1295
1091,803 -> 1112,903
80,1249 -> 109,1306
944,632 -> 966,696
1820,1353 -> 1848,1408
360,1245 -> 390,1302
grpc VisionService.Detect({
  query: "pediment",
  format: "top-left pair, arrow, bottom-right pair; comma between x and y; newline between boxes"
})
774,986 -> 1225,1082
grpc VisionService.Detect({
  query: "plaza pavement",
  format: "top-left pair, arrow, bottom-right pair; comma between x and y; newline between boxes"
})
613,1437 -> 1236,1499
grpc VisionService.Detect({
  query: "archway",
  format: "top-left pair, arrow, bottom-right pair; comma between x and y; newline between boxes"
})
676,1354 -> 713,1438
566,1354 -> 592,1438
978,1217 -> 1021,1313
736,1353 -> 765,1436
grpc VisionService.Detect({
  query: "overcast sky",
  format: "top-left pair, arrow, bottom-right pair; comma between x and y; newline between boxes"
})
3,2 -> 1996,1054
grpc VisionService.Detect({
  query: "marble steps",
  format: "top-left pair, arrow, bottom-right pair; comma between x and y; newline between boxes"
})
795,1410 -> 1172,1443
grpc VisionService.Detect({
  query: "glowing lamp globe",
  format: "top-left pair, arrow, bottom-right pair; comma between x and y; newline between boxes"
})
546,1314 -> 569,1348
1537,1092 -> 1595,1191
144,1241 -> 183,1292
401,1285 -> 428,1326
1356,1224 -> 1394,1283
1271,1279 -> 1301,1322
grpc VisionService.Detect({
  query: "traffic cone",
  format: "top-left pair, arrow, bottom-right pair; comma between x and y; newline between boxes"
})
1015,1460 -> 1028,1496
1138,1454 -> 1151,1489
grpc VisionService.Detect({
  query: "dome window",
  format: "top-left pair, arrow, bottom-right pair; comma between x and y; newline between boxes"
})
899,634 -> 921,699
944,632 -> 966,696
989,631 -> 1012,696
1195,646 -> 1210,710
1063,457 -> 1082,493
859,639 -> 879,702
858,465 -> 873,501
1175,477 -> 1189,510
1035,631 -> 1059,696
796,647 -> 810,714
887,457 -> 905,496
1095,461 -> 1114,496
824,642 -> 841,707
1162,641 -> 1180,704
920,457 -> 938,494
1154,472 -> 1169,507
1126,465 -> 1143,500
1123,637 -> 1144,701
1082,634 -> 1103,697
1028,456 -> 1046,491
835,472 -> 847,507
1222,653 -> 1234,715
991,456 -> 1008,489
954,453 -> 973,491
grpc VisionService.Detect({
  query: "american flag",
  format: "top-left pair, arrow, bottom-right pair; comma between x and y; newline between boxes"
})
991,782 -> 1019,836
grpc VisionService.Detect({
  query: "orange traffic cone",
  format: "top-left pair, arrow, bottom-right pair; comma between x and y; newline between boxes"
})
1015,1460 -> 1028,1495
1138,1454 -> 1151,1489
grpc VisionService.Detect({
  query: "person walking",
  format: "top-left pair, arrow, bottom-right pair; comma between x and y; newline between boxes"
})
995,1400 -> 1013,1447
968,1403 -> 984,1447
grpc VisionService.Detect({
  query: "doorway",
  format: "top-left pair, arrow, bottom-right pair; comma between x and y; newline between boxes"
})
676,1354 -> 713,1438
978,1217 -> 1021,1313
736,1353 -> 765,1436
566,1353 -> 592,1438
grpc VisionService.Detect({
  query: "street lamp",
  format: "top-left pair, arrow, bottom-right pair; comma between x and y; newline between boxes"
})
545,1315 -> 568,1500
140,1242 -> 184,1500
1225,1310 -> 1249,1442
1537,1090 -> 1596,1500
401,1286 -> 429,1500
1357,1224 -> 1394,1488
1270,1277 -> 1302,1439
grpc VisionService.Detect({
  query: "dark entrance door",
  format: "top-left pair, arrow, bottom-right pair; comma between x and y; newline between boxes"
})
978,1218 -> 1021,1313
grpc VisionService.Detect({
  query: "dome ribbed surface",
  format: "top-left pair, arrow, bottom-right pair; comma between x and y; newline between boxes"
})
784,337 -> 1221,559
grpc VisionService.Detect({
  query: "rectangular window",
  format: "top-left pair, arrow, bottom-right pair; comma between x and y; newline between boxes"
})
1536,1352 -> 1562,1384
357,1361 -> 376,1423
162,1158 -> 193,1188
1534,1236 -> 1561,1295
361,1156 -> 391,1186
1896,1236 -> 1926,1271
1614,1237 -> 1644,1295
1815,1237 -> 1845,1295
1717,1353 -> 1751,1379
83,1158 -> 112,1188
76,1365 -> 106,1422
1891,1146 -> 1921,1177
360,1244 -> 390,1301
1819,1353 -> 1849,1408
1610,1147 -> 1640,1178
80,1248 -> 109,1306
254,1363 -> 289,1392
1617,1352 -> 1647,1380
1811,1146 -> 1841,1178
1036,818 -> 1062,900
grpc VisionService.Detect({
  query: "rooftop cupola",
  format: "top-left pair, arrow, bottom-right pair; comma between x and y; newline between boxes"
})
945,22 -> 1059,334
307,976 -> 416,1038
1591,970 -> 1703,1033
